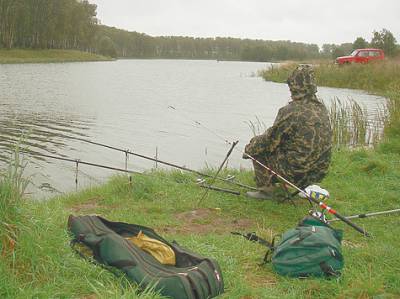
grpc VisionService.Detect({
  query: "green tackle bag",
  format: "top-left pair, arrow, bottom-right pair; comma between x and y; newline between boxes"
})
270,216 -> 344,278
68,215 -> 224,299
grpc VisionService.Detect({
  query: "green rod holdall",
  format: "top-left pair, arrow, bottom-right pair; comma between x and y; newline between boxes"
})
270,216 -> 344,278
68,215 -> 224,299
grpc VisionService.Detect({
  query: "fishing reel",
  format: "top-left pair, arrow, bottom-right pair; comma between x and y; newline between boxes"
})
309,210 -> 329,224
299,185 -> 330,201
300,185 -> 331,224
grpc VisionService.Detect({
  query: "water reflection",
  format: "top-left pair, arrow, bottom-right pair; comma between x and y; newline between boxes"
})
0,109 -> 93,163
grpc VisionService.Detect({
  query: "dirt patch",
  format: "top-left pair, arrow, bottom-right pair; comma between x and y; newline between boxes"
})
160,208 -> 255,235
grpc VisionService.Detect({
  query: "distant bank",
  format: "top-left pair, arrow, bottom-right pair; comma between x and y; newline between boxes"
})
0,49 -> 110,64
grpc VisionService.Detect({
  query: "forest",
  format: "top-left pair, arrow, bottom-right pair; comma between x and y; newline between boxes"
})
0,0 -> 98,51
0,0 -> 398,61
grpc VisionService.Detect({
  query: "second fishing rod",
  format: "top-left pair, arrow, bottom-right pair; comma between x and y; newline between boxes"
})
68,137 -> 257,192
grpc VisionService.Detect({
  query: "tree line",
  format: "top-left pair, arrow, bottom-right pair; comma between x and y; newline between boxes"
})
96,25 -> 320,61
0,0 -> 98,50
0,1 -> 398,61
0,0 -> 321,61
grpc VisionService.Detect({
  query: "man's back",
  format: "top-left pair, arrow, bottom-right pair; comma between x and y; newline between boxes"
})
273,97 -> 332,187
244,65 -> 333,199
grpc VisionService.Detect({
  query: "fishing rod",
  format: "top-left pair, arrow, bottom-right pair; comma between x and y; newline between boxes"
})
199,140 -> 238,203
21,151 -> 142,175
67,136 -> 257,191
329,208 -> 400,222
20,150 -> 241,195
168,105 -> 370,237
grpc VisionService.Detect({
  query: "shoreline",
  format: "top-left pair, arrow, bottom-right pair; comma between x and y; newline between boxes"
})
0,49 -> 111,64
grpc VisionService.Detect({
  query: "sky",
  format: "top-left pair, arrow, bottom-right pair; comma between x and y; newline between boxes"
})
90,0 -> 400,47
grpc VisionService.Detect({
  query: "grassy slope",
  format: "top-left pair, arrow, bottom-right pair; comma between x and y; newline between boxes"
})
1,157 -> 400,298
0,49 -> 110,64
1,61 -> 400,298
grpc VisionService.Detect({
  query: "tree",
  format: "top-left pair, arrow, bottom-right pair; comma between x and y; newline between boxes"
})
353,37 -> 368,50
321,44 -> 335,58
370,28 -> 397,56
331,43 -> 353,59
97,35 -> 117,57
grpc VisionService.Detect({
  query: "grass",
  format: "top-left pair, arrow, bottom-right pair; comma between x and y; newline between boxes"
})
0,149 -> 29,259
0,49 -> 110,64
259,60 -> 400,93
1,154 -> 400,298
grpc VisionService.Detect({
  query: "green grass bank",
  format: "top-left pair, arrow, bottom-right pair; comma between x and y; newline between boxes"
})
0,49 -> 110,64
1,154 -> 400,298
1,61 -> 400,298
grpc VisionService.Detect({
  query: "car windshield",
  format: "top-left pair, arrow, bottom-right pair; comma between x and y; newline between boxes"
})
350,50 -> 358,56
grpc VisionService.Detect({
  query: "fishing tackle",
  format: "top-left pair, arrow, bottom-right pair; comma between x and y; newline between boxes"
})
168,105 -> 370,237
329,208 -> 400,222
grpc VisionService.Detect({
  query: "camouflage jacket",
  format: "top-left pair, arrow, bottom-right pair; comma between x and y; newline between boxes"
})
244,96 -> 332,178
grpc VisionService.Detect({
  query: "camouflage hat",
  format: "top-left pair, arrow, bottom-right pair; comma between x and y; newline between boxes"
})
287,64 -> 317,100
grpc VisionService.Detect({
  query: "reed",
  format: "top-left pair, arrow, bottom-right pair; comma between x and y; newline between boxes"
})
328,97 -> 388,148
0,147 -> 29,257
244,116 -> 267,136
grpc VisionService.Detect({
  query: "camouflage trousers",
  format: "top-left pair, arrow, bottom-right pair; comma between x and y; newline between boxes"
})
252,156 -> 281,192
252,155 -> 329,191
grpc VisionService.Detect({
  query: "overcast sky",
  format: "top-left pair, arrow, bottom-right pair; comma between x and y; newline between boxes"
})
90,0 -> 400,47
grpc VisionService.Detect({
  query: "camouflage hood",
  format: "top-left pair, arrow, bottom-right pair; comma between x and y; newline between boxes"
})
287,65 -> 317,100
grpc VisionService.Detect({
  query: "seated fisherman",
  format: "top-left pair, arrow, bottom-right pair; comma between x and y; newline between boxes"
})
243,65 -> 332,199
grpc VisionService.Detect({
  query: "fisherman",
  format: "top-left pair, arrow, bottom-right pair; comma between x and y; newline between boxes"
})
243,64 -> 332,199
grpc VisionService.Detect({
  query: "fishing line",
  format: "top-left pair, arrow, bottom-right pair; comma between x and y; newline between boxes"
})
167,106 -> 232,145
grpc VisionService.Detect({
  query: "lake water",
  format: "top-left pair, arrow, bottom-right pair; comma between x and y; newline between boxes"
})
0,59 -> 386,198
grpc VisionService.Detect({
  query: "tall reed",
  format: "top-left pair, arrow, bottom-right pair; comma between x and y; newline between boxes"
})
328,98 -> 387,148
0,148 -> 29,257
245,98 -> 386,149
244,116 -> 267,136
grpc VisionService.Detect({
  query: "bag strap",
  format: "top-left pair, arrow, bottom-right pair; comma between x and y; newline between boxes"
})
231,232 -> 274,249
319,261 -> 341,278
231,232 -> 276,264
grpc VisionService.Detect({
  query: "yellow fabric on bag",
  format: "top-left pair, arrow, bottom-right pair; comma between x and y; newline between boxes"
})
126,231 -> 176,265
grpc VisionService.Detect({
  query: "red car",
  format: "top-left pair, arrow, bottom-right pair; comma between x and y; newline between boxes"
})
335,48 -> 385,65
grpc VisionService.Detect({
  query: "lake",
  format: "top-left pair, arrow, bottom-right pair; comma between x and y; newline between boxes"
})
0,59 -> 386,198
